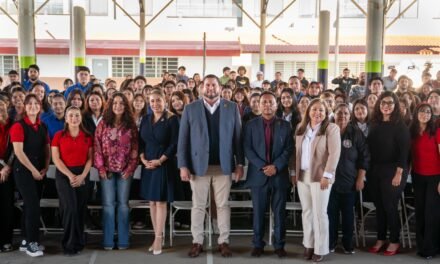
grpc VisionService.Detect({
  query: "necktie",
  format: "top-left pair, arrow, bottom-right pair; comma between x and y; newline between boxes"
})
265,122 -> 271,164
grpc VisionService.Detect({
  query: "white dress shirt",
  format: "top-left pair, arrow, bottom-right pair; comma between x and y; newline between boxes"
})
203,98 -> 221,114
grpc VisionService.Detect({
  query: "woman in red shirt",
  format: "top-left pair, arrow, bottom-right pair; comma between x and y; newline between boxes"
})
0,95 -> 14,252
410,103 -> 440,260
51,106 -> 93,256
10,94 -> 50,257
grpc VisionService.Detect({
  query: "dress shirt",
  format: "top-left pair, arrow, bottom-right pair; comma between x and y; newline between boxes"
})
203,98 -> 221,114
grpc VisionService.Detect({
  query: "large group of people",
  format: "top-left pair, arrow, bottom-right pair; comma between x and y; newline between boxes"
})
0,64 -> 439,262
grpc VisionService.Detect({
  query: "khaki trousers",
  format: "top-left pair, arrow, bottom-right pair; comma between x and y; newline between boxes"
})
190,166 -> 232,245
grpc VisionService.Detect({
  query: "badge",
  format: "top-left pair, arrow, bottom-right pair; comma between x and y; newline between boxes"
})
343,139 -> 352,148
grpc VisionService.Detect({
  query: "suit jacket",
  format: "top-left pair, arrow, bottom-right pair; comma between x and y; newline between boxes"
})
292,123 -> 341,183
177,98 -> 244,176
244,117 -> 293,188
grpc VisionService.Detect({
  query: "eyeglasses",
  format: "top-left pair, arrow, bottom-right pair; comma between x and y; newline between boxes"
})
380,100 -> 395,106
418,110 -> 432,115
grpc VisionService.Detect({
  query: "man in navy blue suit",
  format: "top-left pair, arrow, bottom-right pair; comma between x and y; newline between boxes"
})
243,91 -> 293,258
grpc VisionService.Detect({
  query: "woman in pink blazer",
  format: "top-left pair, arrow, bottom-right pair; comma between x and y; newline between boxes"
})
292,98 -> 341,262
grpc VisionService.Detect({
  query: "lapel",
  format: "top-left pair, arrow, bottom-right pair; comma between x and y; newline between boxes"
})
219,98 -> 228,145
311,128 -> 321,158
272,118 -> 281,159
197,99 -> 208,137
256,117 -> 266,159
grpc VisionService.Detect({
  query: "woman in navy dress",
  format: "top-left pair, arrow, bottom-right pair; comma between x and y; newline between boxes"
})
139,89 -> 179,255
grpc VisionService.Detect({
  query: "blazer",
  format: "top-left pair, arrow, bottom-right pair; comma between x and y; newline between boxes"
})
293,122 -> 341,183
244,117 -> 293,188
177,98 -> 244,176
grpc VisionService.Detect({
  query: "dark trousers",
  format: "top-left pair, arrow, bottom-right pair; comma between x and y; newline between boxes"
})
251,183 -> 287,249
175,181 -> 192,225
328,190 -> 356,250
369,164 -> 406,243
413,173 -> 440,256
0,177 -> 14,246
13,166 -> 43,243
55,167 -> 89,254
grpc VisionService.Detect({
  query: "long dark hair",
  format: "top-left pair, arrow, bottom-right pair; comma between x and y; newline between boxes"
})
30,82 -> 50,113
296,98 -> 331,136
63,106 -> 91,137
371,91 -> 402,124
168,91 -> 187,116
277,88 -> 302,130
85,91 -> 105,116
410,103 -> 437,139
351,99 -> 369,123
66,89 -> 86,112
102,92 -> 136,130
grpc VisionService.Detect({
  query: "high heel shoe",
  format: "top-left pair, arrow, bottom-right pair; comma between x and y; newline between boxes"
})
383,244 -> 400,256
368,242 -> 387,253
153,236 -> 162,255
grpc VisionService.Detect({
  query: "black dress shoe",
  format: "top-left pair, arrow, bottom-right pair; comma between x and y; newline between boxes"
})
274,248 -> 287,258
251,247 -> 264,257
417,252 -> 433,260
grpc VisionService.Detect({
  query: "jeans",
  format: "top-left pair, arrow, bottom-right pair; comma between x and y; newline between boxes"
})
328,190 -> 356,250
101,173 -> 132,248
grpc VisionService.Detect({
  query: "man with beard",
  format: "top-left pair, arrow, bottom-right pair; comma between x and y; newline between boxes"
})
178,74 -> 244,258
23,64 -> 51,94
349,72 -> 367,102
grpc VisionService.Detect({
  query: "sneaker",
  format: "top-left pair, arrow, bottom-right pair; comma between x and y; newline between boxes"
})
343,248 -> 355,254
19,240 -> 27,252
329,248 -> 335,253
1,244 -> 13,252
26,242 -> 43,257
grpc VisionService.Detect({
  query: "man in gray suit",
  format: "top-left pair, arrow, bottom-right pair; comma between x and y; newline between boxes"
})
178,74 -> 244,258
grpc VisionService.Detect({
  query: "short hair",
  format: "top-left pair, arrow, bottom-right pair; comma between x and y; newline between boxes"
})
76,66 -> 90,73
178,66 -> 186,71
133,75 -> 147,83
297,68 -> 305,73
390,68 -> 397,73
51,93 -> 66,102
237,66 -> 246,73
369,76 -> 384,85
260,91 -> 277,100
250,93 -> 261,100
202,74 -> 221,85
163,80 -> 176,88
222,67 -> 231,73
222,85 -> 232,91
0,77 -> 3,83
230,70 -> 236,74
28,64 -> 40,72
63,78 -> 73,86
275,71 -> 282,75
262,80 -> 271,85
8,70 -> 18,75
343,68 -> 350,72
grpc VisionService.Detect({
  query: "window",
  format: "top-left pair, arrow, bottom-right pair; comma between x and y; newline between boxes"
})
274,61 -> 317,81
123,0 -> 153,16
35,0 -> 65,15
298,0 -> 316,17
145,57 -> 178,78
174,0 -> 239,18
112,57 -> 178,78
254,0 -> 283,17
0,0 -> 18,15
0,56 -> 19,76
341,0 -> 367,18
89,0 -> 108,16
386,0 -> 418,19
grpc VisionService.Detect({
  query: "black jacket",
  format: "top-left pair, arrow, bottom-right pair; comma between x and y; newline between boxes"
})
333,123 -> 370,193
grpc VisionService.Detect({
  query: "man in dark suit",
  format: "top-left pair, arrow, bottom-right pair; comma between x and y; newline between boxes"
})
178,74 -> 244,258
243,91 -> 294,258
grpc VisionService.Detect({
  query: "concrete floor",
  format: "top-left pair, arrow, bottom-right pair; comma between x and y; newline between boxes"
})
0,233 -> 435,264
